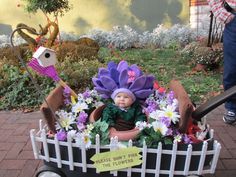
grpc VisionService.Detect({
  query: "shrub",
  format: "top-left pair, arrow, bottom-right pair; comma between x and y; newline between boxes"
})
0,64 -> 55,110
57,59 -> 103,91
181,42 -> 223,69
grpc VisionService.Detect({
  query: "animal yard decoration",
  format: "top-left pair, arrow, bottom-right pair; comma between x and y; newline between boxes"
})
28,47 -> 78,98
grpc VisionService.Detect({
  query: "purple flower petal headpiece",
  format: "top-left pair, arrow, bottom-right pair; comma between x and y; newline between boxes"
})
92,60 -> 155,101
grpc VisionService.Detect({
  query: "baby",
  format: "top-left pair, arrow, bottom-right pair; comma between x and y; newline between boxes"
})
92,60 -> 155,140
101,88 -> 146,131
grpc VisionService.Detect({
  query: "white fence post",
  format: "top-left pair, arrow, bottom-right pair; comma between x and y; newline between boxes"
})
127,140 -> 133,177
197,141 -> 208,175
155,142 -> 162,177
30,129 -> 39,159
210,140 -> 221,173
141,141 -> 147,177
169,141 -> 178,177
110,137 -> 119,176
67,134 -> 74,171
95,134 -> 100,174
41,129 -> 50,162
54,135 -> 62,168
183,144 -> 193,176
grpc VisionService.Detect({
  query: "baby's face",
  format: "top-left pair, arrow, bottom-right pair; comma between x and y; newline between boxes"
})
114,92 -> 133,108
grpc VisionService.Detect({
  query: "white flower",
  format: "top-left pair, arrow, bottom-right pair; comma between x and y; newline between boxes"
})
159,100 -> 167,109
67,130 -> 77,139
72,102 -> 88,113
135,121 -> 149,130
77,93 -> 84,100
174,134 -> 182,142
55,110 -> 76,131
75,132 -> 91,149
152,121 -> 168,136
94,101 -> 104,108
149,110 -> 162,120
172,99 -> 179,108
85,98 -> 93,104
85,124 -> 94,133
160,105 -> 180,124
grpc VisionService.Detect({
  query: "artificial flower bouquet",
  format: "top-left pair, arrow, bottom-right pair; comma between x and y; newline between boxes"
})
54,87 -> 111,147
135,88 -> 209,148
47,79 -> 209,150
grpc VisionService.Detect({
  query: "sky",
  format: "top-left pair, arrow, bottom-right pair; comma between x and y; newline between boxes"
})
0,0 -> 189,35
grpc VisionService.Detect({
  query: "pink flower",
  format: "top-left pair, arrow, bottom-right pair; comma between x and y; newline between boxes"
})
128,70 -> 136,83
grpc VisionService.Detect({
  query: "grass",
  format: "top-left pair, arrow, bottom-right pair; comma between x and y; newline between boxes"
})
99,47 -> 222,104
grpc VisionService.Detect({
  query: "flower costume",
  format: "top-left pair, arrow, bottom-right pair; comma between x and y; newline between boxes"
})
92,60 -> 155,131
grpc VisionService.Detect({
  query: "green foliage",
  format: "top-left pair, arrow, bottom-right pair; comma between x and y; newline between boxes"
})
58,59 -> 103,91
136,127 -> 172,148
0,64 -> 55,110
22,0 -> 72,16
165,40 -> 181,51
90,119 -> 110,145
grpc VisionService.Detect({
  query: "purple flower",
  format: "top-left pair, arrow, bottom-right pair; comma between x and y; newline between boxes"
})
166,128 -> 173,136
144,100 -> 158,114
167,91 -> 175,105
63,86 -> 71,105
56,130 -> 67,141
82,90 -> 91,99
63,86 -> 71,96
64,98 -> 71,105
77,122 -> 86,131
160,117 -> 171,127
77,112 -> 88,124
145,104 -> 157,114
183,134 -> 192,144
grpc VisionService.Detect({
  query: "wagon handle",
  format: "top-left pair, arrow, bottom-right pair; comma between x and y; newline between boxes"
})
192,85 -> 236,120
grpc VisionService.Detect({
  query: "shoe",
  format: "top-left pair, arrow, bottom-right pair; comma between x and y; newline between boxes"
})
223,111 -> 236,124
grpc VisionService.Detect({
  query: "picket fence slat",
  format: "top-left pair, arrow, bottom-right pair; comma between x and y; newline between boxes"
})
154,142 -> 162,177
197,141 -> 208,175
95,134 -> 100,174
183,144 -> 192,176
127,140 -> 133,177
169,141 -> 178,177
54,136 -> 62,168
41,129 -> 50,162
30,129 -> 39,159
210,141 -> 221,173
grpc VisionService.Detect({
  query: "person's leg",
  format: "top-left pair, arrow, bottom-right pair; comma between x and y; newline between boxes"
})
223,16 -> 236,124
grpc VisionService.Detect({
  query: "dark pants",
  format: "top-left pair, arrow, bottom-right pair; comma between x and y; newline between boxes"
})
223,15 -> 236,112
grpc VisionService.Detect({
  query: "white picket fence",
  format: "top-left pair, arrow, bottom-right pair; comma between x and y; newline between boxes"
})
30,119 -> 221,177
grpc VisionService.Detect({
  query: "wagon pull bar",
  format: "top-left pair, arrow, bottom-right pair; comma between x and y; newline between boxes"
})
192,85 -> 236,120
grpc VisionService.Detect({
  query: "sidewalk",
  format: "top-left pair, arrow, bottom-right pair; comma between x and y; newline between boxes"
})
0,105 -> 235,177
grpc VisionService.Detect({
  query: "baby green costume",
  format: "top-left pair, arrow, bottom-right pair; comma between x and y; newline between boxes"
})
101,101 -> 146,131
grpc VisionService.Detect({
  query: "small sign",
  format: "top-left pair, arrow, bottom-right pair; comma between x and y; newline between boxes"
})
90,147 -> 142,172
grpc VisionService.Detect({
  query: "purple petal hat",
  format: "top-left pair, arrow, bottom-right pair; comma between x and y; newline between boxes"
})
92,60 -> 155,101
111,88 -> 136,102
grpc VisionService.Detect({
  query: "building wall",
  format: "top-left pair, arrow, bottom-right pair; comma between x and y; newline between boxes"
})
189,0 -> 211,34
